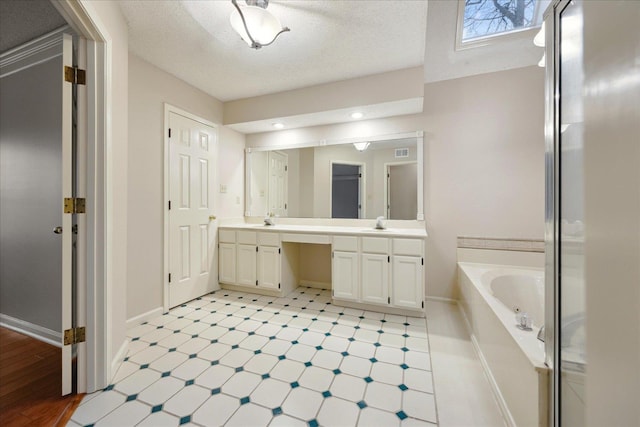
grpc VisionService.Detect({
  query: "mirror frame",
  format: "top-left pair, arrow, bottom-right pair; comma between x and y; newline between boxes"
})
245,131 -> 424,221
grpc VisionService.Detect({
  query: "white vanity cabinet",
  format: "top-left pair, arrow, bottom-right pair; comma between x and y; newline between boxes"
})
257,232 -> 281,289
218,230 -> 282,291
360,237 -> 391,305
391,239 -> 424,310
331,236 -> 359,301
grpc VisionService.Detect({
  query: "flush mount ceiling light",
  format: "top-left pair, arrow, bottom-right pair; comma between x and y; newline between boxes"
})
350,112 -> 364,119
353,142 -> 370,152
272,122 -> 284,129
230,0 -> 290,49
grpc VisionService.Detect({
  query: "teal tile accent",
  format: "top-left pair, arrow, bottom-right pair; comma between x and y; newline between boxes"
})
304,361 -> 312,367
254,350 -> 262,355
185,379 -> 194,386
341,351 -> 349,356
278,355 -> 286,360
211,388 -> 221,395
370,357 -> 378,363
189,354 -> 197,359
400,363 -> 409,370
235,367 -> 244,373
262,373 -> 270,379
162,371 -> 171,377
364,376 -> 373,383
398,384 -> 408,391
126,394 -> 137,402
272,407 -> 283,416
357,400 -> 367,409
308,419 -> 319,427
151,404 -> 163,413
179,415 -> 191,425
290,381 -> 299,388
240,396 -> 250,405
140,364 -> 149,369
396,411 -> 408,420
332,369 -> 341,375
322,390 -> 332,398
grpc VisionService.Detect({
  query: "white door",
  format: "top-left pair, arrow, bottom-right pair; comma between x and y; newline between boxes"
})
391,256 -> 423,309
361,253 -> 389,305
168,112 -> 217,307
332,251 -> 359,301
257,246 -> 280,289
218,243 -> 236,285
237,243 -> 257,287
268,151 -> 287,217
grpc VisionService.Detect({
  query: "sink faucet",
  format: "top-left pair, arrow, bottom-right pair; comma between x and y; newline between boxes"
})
375,216 -> 386,230
264,213 -> 275,226
537,325 -> 545,342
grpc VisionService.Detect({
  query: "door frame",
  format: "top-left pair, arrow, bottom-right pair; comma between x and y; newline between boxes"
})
329,160 -> 366,219
52,0 -> 113,393
163,104 -> 218,312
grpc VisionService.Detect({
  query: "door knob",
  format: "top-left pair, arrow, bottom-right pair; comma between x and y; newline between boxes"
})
53,226 -> 63,234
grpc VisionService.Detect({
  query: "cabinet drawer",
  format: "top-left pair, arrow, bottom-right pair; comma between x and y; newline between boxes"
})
333,236 -> 358,252
237,231 -> 257,245
258,232 -> 280,247
361,237 -> 389,254
219,229 -> 236,243
393,238 -> 423,256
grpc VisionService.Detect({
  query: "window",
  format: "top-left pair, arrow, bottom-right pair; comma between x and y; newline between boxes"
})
458,0 -> 548,44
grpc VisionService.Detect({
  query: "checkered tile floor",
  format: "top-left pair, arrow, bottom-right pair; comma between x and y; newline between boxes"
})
68,287 -> 437,426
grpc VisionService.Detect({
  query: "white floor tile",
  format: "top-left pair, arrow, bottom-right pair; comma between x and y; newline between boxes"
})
285,343 -> 317,363
94,400 -> 150,426
288,317 -> 313,329
270,359 -> 305,383
220,347 -> 254,368
219,330 -> 250,346
404,367 -> 433,394
192,394 -> 239,426
128,323 -> 156,338
244,353 -> 280,375
364,381 -> 403,413
384,314 -> 408,324
71,390 -> 125,425
404,350 -> 431,371
170,358 -> 210,380
222,371 -> 262,397
269,413 -> 306,426
197,342 -> 232,362
375,346 -> 405,365
163,385 -> 210,417
157,332 -> 192,349
379,332 -> 406,348
225,403 -> 272,427
175,337 -> 209,355
114,368 -> 161,395
255,323 -> 283,337
297,331 -> 325,347
402,390 -> 437,423
308,320 -> 333,333
197,325 -> 229,340
111,361 -> 140,383
218,316 -> 244,329
149,351 -> 189,373
195,364 -> 235,389
370,361 -> 404,385
276,327 -> 303,342
137,411 -> 180,427
311,349 -> 342,370
401,418 -> 438,427
137,376 -> 185,405
250,378 -> 292,408
406,337 -> 429,352
330,324 -> 356,338
237,319 -> 263,332
337,314 -> 360,327
354,328 -> 380,343
348,341 -> 377,359
165,318 -> 194,332
330,374 -> 367,403
322,335 -> 350,353
180,322 -> 210,336
262,338 -> 292,356
357,407 -> 401,427
129,345 -> 168,365
126,339 -> 152,356
281,387 -> 324,421
317,397 -> 360,426
239,334 -> 270,351
340,355 -> 372,378
298,366 -> 334,392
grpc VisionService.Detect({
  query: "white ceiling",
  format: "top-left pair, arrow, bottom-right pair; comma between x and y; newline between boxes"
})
119,0 -> 429,102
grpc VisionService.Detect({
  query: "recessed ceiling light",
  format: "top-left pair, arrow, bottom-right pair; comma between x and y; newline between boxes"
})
272,122 -> 284,129
350,112 -> 364,119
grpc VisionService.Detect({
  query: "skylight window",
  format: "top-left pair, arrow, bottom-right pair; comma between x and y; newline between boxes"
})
459,0 -> 546,43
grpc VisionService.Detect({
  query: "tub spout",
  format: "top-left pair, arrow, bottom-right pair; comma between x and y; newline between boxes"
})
537,325 -> 545,342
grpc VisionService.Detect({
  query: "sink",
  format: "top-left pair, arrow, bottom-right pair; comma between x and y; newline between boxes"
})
360,228 -> 390,232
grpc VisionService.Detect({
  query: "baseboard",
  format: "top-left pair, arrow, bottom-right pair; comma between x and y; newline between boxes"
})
299,280 -> 331,290
126,307 -> 164,330
110,339 -> 129,384
457,305 -> 516,427
425,296 -> 457,304
0,313 -> 62,347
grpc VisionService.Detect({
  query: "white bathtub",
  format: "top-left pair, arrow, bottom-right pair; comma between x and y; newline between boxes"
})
458,263 -> 549,427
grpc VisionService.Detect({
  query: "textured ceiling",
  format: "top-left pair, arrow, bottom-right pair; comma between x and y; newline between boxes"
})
119,0 -> 429,102
0,0 -> 67,54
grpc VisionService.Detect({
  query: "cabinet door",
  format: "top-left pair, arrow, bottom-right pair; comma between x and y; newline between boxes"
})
237,244 -> 257,287
257,245 -> 280,290
391,256 -> 423,309
361,253 -> 389,305
332,251 -> 359,301
218,243 -> 236,284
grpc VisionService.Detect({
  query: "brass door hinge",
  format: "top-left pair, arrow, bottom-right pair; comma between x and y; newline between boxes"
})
63,326 -> 86,345
64,197 -> 86,214
64,66 -> 86,85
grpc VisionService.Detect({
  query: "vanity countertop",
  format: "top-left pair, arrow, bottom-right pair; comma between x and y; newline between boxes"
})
219,223 -> 427,238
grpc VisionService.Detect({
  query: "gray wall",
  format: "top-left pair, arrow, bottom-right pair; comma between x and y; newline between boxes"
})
0,56 -> 63,332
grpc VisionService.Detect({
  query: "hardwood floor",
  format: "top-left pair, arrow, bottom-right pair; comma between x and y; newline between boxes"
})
0,327 -> 83,426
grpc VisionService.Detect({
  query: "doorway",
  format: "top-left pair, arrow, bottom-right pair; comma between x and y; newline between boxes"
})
386,162 -> 418,220
331,162 -> 364,219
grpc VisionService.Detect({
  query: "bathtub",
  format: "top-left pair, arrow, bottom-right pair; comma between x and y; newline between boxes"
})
458,263 -> 549,427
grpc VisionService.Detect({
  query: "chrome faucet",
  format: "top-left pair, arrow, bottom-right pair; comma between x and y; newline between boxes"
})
537,325 -> 545,342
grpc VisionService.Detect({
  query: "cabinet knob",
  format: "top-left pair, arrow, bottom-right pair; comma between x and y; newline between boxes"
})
209,215 -> 217,221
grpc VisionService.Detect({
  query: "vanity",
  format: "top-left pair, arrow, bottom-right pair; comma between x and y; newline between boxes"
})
219,131 -> 427,317
218,223 -> 427,316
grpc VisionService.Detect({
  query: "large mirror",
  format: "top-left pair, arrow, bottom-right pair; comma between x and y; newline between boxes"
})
245,132 -> 424,220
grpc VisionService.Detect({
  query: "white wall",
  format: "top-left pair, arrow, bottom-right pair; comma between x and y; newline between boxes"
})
246,66 -> 545,299
127,54 -> 244,320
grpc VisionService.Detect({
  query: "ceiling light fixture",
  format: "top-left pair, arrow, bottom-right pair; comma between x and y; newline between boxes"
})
353,142 -> 370,152
350,112 -> 364,119
230,0 -> 290,49
272,122 -> 284,129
